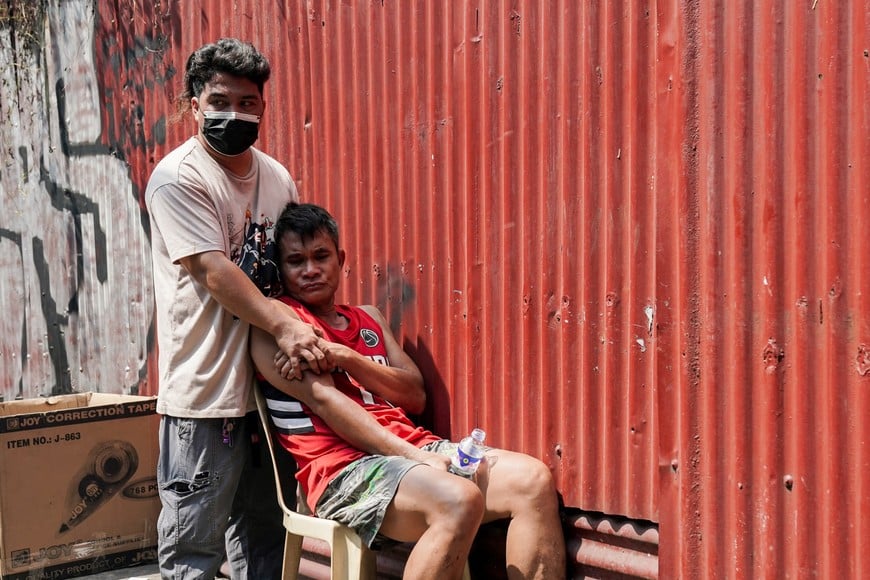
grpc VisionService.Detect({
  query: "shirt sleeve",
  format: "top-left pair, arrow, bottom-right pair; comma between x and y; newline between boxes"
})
148,180 -> 226,264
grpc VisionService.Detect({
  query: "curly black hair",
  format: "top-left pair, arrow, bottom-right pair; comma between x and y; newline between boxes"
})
175,38 -> 271,116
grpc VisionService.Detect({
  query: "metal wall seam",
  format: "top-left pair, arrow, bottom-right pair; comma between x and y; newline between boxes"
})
847,5 -> 870,579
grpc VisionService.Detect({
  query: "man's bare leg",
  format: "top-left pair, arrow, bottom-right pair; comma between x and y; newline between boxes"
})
479,449 -> 566,580
379,465 -> 484,580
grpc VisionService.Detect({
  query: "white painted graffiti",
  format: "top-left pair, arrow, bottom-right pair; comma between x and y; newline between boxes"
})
0,0 -> 153,398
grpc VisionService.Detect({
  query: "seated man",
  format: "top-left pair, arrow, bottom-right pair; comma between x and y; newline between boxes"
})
251,202 -> 566,580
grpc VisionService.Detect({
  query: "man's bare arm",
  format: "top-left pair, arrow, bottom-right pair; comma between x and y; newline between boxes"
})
252,324 -> 449,470
308,305 -> 425,413
285,305 -> 426,412
273,305 -> 426,412
180,250 -> 329,376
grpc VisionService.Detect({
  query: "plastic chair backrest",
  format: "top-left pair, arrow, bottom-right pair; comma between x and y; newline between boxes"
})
255,386 -> 377,580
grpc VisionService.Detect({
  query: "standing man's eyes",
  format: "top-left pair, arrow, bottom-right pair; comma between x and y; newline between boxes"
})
203,94 -> 227,106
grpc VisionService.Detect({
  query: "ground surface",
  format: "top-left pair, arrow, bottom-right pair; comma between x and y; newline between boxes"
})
76,563 -> 160,580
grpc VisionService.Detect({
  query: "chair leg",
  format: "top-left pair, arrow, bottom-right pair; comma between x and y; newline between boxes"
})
328,528 -> 348,580
343,532 -> 375,580
462,560 -> 472,580
283,532 -> 304,580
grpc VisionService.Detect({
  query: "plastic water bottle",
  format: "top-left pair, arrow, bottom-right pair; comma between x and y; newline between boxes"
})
450,428 -> 486,476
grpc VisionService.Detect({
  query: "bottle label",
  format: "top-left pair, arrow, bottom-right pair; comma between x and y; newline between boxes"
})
456,447 -> 482,469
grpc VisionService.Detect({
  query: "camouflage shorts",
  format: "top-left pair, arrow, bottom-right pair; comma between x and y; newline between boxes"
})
314,440 -> 458,549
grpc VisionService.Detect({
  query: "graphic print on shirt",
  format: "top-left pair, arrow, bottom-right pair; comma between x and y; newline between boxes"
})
234,208 -> 281,297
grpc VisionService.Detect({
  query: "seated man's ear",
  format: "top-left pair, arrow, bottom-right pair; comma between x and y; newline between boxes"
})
338,249 -> 346,267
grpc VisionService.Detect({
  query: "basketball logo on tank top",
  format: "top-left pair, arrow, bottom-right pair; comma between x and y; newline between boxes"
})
360,328 -> 379,348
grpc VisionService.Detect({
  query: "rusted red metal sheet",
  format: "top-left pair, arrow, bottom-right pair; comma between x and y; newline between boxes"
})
654,1 -> 870,578
281,0 -> 661,525
57,0 -> 869,578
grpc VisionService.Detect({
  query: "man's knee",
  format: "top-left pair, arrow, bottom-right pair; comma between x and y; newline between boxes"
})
437,479 -> 485,525
505,455 -> 557,505
529,457 -> 557,494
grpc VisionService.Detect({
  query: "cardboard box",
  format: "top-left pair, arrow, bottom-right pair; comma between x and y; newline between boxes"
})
0,393 -> 160,580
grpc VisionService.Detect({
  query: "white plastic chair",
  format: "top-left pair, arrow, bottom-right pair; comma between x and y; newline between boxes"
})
255,386 -> 377,579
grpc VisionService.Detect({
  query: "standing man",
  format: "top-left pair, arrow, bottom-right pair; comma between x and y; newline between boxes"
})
145,38 -> 328,579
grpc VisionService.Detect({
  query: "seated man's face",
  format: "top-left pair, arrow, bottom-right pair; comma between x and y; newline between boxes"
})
278,229 -> 344,308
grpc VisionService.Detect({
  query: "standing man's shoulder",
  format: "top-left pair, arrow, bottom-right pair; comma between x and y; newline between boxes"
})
149,137 -> 200,177
251,148 -> 299,201
145,138 -> 209,204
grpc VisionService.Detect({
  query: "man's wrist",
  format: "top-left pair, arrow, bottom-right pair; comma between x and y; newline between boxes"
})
269,302 -> 304,337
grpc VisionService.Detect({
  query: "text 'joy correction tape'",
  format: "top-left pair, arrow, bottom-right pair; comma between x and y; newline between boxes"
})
59,440 -> 138,533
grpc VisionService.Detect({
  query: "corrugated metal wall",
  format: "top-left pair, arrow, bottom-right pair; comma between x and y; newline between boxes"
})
2,0 -> 868,577
656,1 -> 870,578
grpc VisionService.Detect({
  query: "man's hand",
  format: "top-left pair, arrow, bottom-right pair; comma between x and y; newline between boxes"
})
177,253 -> 332,380
415,450 -> 452,473
320,341 -> 356,370
274,318 -> 330,379
274,337 -> 354,380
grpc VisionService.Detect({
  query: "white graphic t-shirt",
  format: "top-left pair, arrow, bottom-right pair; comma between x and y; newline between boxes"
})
146,137 -> 298,417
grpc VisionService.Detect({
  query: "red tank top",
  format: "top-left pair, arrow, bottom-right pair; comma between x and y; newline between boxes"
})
261,296 -> 440,513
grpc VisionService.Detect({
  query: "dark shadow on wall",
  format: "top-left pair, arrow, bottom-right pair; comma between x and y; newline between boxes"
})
373,266 -> 455,439
403,339 -> 454,440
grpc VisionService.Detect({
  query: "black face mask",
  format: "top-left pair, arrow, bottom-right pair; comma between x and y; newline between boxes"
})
201,111 -> 260,156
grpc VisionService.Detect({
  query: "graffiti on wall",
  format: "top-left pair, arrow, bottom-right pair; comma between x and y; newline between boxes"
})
0,0 -> 156,399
